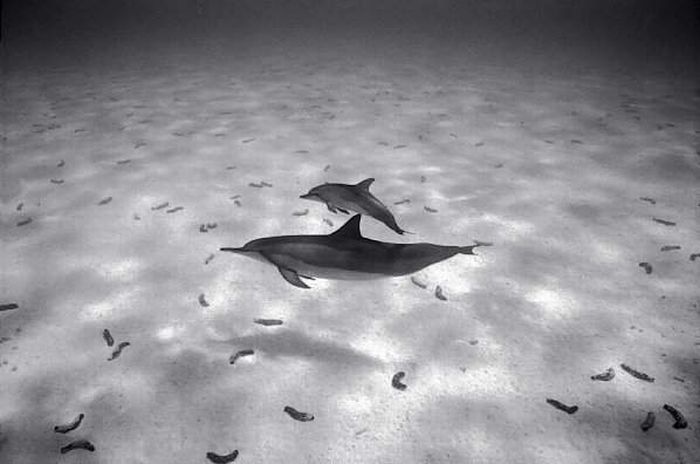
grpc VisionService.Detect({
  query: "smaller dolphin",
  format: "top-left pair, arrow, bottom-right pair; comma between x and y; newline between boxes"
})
300,178 -> 408,235
220,214 -> 490,289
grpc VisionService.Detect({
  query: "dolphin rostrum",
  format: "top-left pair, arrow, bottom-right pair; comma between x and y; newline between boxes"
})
220,215 -> 490,289
300,178 -> 408,234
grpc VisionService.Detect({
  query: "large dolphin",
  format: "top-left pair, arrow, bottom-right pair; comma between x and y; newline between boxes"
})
300,178 -> 408,234
220,215 -> 489,289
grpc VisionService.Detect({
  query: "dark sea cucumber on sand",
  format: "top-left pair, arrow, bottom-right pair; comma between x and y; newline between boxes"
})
60,439 -> 95,454
102,329 -> 114,347
283,406 -> 314,422
50,178 -> 64,184
0,303 -> 19,312
97,196 -> 113,205
116,159 -> 131,165
546,398 -> 578,414
640,412 -> 655,432
16,218 -> 32,227
151,202 -> 169,210
166,206 -> 184,213
652,217 -> 676,226
660,245 -> 681,252
424,206 -> 438,213
410,277 -> 427,289
323,218 -> 334,227
620,363 -> 654,382
590,367 -> 615,381
204,254 -> 215,265
54,413 -> 85,434
638,262 -> 652,274
639,197 -> 656,205
206,450 -> 239,463
198,293 -> 209,307
392,372 -> 408,391
292,209 -> 309,217
107,342 -> 130,361
434,286 -> 447,301
690,253 -> 700,261
229,349 -> 254,365
663,404 -> 687,429
248,182 -> 264,188
394,199 -> 410,205
254,319 -> 283,326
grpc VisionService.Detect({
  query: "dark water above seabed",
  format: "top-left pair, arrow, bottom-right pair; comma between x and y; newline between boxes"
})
1,2 -> 699,463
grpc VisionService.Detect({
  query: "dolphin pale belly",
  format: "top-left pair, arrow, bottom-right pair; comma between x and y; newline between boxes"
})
300,178 -> 408,234
220,215 -> 489,289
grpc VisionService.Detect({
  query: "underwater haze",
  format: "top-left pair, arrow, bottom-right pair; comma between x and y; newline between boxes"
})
1,1 -> 699,463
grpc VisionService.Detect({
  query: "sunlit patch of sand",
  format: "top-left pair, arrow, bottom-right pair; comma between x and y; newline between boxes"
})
79,288 -> 140,320
524,287 -> 578,321
95,258 -> 142,282
349,320 -> 408,363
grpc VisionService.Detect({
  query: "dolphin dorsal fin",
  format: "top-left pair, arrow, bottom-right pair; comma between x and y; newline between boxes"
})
356,178 -> 375,191
331,214 -> 363,239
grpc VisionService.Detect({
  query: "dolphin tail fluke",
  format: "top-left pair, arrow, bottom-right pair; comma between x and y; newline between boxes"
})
278,266 -> 311,289
459,240 -> 494,255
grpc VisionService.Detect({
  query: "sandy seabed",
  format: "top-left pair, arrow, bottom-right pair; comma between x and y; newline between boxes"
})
1,36 -> 699,463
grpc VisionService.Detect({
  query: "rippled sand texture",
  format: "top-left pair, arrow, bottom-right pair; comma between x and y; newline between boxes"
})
2,38 -> 699,464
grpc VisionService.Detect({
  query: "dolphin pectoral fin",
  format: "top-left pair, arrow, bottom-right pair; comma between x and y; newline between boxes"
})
326,202 -> 338,214
337,207 -> 350,214
278,267 -> 311,289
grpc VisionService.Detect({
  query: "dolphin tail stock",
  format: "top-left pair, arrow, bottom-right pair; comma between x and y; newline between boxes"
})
458,240 -> 494,255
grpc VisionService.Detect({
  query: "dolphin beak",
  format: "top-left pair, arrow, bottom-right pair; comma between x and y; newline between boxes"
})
220,247 -> 245,253
299,193 -> 311,199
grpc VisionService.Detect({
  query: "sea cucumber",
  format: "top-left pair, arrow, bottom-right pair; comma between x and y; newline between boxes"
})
660,245 -> 681,252
204,254 -> 215,265
546,398 -> 578,414
652,217 -> 676,226
0,303 -> 19,312
97,196 -> 112,205
229,349 -> 254,365
435,286 -> 447,301
640,412 -> 655,432
690,253 -> 699,261
116,159 -> 131,165
50,178 -> 65,184
166,206 -> 183,213
16,218 -> 32,227
206,450 -> 239,463
638,262 -> 652,274
60,440 -> 95,454
107,342 -> 130,361
394,199 -> 411,205
424,206 -> 438,213
392,372 -> 407,391
151,202 -> 169,210
639,197 -> 656,205
254,319 -> 283,326
410,277 -> 427,289
102,329 -> 114,347
620,363 -> 654,382
292,209 -> 309,216
663,404 -> 687,429
284,406 -> 314,422
54,413 -> 85,434
198,294 -> 209,307
590,367 -> 615,381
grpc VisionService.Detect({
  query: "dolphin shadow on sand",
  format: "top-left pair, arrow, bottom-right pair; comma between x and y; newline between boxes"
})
220,214 -> 491,289
300,178 -> 408,234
